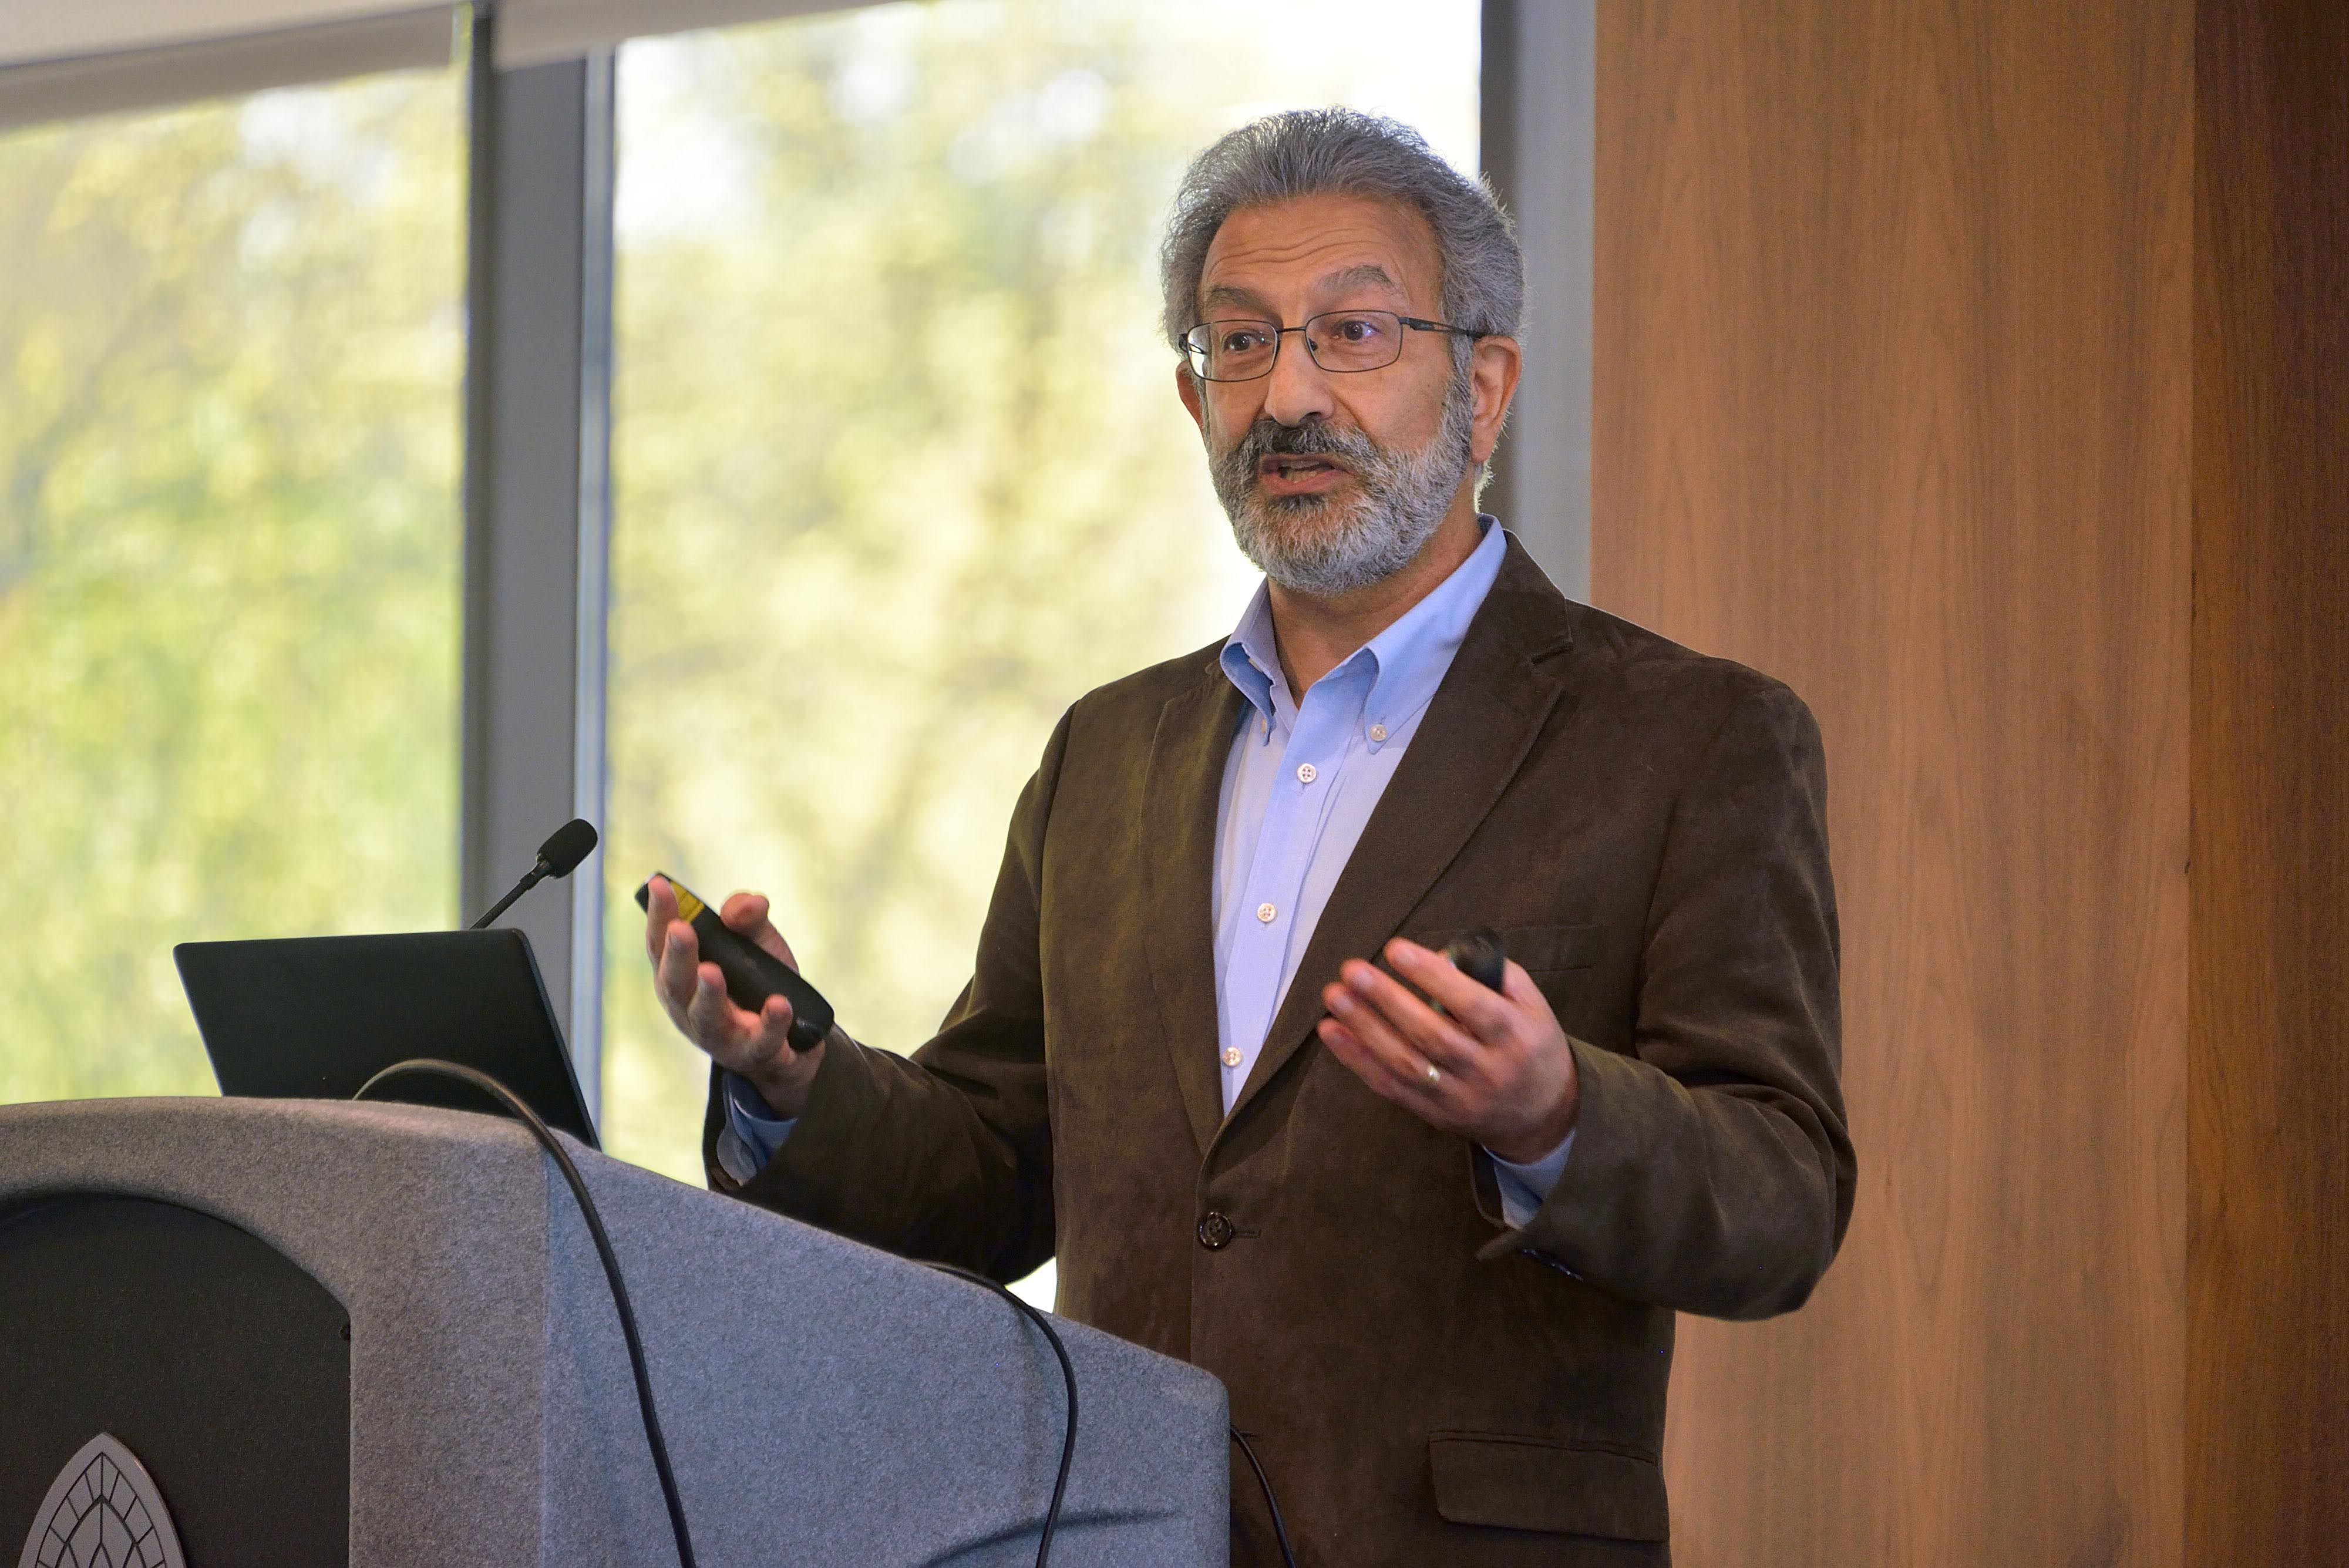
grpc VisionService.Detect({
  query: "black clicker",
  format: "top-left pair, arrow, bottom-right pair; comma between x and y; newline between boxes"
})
1442,928 -> 1509,992
635,874 -> 835,1054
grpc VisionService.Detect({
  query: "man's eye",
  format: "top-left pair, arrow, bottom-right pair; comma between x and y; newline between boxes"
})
1331,315 -> 1385,342
1221,328 -> 1270,352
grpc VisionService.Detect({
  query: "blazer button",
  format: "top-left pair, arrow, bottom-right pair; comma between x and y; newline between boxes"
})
1196,1211 -> 1236,1250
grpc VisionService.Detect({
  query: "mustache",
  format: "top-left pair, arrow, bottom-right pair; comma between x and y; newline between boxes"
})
1224,416 -> 1385,470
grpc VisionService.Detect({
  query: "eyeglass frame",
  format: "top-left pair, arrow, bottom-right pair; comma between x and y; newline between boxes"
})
1179,310 -> 1484,383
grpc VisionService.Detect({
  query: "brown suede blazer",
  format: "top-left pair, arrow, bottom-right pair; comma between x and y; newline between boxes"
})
704,534 -> 1855,1567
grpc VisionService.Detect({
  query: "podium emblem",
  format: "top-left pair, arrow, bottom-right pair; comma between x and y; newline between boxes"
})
16,1434 -> 186,1568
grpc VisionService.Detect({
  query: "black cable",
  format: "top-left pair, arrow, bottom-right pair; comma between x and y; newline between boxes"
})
1228,1426 -> 1300,1568
352,1059 -> 698,1568
924,1261 -> 1079,1568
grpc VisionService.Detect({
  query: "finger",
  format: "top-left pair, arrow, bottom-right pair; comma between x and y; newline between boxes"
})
757,993 -> 798,1051
1324,969 -> 1473,1088
1499,958 -> 1558,1027
1318,1017 -> 1451,1109
644,875 -> 680,965
740,991 -> 797,1061
1335,959 -> 1485,1076
655,919 -> 702,1015
1386,938 -> 1514,1042
684,960 -> 762,1055
719,890 -> 797,970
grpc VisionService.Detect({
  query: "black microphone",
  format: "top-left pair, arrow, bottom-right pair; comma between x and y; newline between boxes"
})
469,818 -> 600,930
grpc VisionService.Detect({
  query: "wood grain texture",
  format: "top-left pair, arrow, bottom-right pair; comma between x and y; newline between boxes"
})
1593,2 -> 2193,1563
2188,0 -> 2349,1560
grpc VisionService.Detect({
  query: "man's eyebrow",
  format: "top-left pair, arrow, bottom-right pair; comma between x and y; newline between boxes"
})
1199,281 -> 1270,315
1315,262 -> 1406,300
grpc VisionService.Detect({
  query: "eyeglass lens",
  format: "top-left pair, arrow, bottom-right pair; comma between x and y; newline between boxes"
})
1186,311 -> 1406,380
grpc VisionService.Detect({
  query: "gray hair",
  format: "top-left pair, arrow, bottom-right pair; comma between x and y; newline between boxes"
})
1158,108 -> 1523,358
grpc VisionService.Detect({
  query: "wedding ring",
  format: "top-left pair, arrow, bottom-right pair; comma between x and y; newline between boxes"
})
1423,1061 -> 1442,1085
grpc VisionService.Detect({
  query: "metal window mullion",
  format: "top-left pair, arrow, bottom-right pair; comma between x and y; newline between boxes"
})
1480,0 -> 1594,604
460,11 -> 615,1116
568,49 -> 614,1120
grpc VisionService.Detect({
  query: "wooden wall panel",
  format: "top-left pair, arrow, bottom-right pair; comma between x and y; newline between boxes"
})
1593,3 -> 2193,1563
2188,0 -> 2349,1559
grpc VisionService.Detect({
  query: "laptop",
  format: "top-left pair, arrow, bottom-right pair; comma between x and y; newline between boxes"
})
174,930 -> 600,1146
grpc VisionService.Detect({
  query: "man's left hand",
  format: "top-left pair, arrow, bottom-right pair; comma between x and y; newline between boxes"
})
1318,938 -> 1580,1165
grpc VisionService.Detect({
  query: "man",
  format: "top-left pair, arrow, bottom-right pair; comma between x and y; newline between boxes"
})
645,109 -> 1853,1566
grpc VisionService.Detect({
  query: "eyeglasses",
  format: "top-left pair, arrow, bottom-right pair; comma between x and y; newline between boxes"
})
1180,309 -> 1478,382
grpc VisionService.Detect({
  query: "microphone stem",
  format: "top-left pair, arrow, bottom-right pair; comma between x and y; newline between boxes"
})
469,862 -> 548,930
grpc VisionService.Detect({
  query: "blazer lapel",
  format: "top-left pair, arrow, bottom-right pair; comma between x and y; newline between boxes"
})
1142,661 -> 1247,1156
1223,538 -> 1581,1130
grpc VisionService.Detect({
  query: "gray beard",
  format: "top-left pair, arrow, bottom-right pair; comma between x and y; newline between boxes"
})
1210,378 -> 1478,598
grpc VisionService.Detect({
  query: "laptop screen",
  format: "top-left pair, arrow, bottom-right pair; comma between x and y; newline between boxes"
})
175,929 -> 599,1147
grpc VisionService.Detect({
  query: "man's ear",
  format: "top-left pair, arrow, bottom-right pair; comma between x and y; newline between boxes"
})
1467,334 -> 1522,465
1174,359 -> 1208,437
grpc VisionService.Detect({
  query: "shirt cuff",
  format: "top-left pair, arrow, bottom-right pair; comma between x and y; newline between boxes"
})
1487,1128 -> 1576,1230
717,1070 -> 797,1183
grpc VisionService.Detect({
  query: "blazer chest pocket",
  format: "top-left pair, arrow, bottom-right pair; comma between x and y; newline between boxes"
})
1408,922 -> 1601,978
1428,1432 -> 1667,1541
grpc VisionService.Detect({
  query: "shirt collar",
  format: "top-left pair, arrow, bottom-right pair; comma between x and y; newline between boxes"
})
1218,515 -> 1509,742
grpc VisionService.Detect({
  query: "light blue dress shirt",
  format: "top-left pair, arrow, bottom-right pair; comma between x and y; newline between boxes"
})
722,517 -> 1571,1226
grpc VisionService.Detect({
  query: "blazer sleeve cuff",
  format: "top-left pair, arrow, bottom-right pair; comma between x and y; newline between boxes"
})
1473,1036 -> 1626,1268
1483,1130 -> 1576,1229
702,1024 -> 876,1200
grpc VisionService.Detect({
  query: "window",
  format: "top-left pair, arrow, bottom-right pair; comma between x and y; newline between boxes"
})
0,66 -> 466,1103
598,0 -> 1480,1227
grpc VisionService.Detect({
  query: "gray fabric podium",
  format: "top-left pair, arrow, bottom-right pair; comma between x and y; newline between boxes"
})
0,1096 -> 1229,1566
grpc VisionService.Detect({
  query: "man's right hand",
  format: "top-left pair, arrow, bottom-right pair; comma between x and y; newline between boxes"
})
643,874 -> 825,1120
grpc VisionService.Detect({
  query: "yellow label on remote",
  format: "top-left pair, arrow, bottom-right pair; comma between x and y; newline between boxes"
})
671,885 -> 708,921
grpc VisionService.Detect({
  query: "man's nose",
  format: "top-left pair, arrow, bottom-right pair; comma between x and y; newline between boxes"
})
1260,329 -> 1336,428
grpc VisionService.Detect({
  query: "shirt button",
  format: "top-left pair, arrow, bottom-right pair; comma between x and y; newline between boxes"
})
1257,902 -> 1277,923
1221,1047 -> 1243,1068
1369,722 -> 1388,742
1295,762 -> 1317,783
1197,1211 -> 1236,1250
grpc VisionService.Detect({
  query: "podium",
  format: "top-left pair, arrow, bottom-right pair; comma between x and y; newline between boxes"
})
0,1097 -> 1229,1566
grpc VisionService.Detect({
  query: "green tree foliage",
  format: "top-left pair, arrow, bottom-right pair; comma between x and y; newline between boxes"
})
0,72 -> 464,1102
